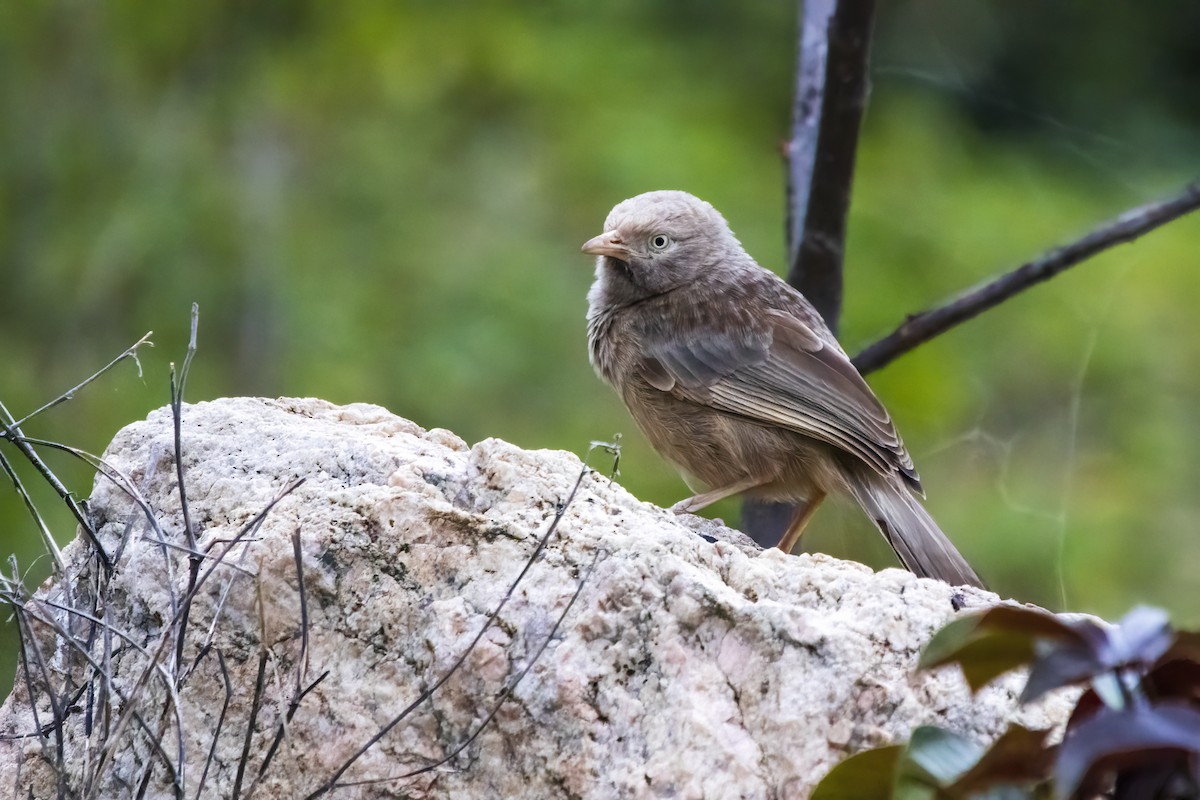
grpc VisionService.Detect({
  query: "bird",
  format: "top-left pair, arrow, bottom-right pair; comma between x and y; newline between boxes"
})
581,190 -> 983,588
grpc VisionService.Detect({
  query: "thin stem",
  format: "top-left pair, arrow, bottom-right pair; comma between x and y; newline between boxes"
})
172,304 -> 201,678
9,332 -> 153,430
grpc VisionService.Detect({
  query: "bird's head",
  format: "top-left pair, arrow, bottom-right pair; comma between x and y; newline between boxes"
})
582,190 -> 745,302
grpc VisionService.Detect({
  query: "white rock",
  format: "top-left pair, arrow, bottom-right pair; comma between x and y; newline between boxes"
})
0,397 -> 1071,799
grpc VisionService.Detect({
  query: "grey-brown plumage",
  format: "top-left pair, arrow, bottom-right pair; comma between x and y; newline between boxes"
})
582,190 -> 983,588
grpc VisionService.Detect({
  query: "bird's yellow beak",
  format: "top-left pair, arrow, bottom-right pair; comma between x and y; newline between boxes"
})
581,230 -> 631,261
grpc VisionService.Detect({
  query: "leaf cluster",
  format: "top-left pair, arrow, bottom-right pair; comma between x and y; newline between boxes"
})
813,605 -> 1200,800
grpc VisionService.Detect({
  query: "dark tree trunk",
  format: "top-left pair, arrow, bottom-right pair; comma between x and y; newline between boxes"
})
742,0 -> 877,547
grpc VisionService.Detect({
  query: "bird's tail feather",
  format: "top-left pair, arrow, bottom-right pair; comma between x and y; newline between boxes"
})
845,475 -> 985,589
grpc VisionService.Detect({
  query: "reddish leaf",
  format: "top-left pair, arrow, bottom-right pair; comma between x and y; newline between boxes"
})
1023,607 -> 1172,703
1148,631 -> 1200,703
1156,631 -> 1200,666
951,724 -> 1056,792
1065,688 -> 1106,730
1146,659 -> 1200,704
1055,703 -> 1200,800
1113,765 -> 1193,800
1108,607 -> 1173,667
920,606 -> 1083,692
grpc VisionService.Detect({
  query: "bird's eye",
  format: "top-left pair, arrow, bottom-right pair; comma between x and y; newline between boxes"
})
649,234 -> 671,251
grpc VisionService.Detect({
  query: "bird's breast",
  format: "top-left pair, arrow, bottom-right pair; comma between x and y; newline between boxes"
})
586,305 -> 622,387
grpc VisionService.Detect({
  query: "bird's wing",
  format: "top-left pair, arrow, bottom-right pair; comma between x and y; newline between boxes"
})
639,308 -> 921,491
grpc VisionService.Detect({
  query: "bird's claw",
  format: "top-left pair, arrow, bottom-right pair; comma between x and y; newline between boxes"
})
669,499 -> 697,515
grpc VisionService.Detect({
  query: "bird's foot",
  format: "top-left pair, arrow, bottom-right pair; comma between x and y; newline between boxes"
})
669,497 -> 701,515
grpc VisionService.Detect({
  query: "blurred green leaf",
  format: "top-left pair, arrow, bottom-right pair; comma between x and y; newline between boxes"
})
902,726 -> 985,787
811,745 -> 904,800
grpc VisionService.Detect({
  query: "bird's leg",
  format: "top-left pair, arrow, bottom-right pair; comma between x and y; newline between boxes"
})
776,490 -> 828,553
669,477 -> 765,515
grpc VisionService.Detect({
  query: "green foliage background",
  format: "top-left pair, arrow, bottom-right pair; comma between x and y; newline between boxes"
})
2,2 -> 1198,696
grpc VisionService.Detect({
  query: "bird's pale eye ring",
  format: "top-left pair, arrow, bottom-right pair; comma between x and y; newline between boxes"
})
649,233 -> 671,251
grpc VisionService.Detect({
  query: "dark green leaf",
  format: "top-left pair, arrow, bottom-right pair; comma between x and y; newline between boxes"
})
892,782 -> 939,800
811,745 -> 905,800
901,725 -> 984,786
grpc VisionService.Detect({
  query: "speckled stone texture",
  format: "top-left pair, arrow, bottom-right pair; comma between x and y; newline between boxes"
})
0,397 -> 1071,799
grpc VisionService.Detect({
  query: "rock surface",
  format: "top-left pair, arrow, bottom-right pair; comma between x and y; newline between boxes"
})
0,397 -> 1071,799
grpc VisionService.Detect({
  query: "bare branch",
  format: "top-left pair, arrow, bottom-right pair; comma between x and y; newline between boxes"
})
9,331 -> 154,430
9,590 -> 50,753
291,527 -> 310,690
93,479 -> 304,782
195,651 -> 233,800
852,181 -> 1200,375
15,436 -> 179,570
246,528 -> 326,796
232,647 -> 269,800
172,304 -> 202,679
250,672 -> 329,796
8,594 -> 185,797
0,413 -> 112,573
368,548 -> 602,787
